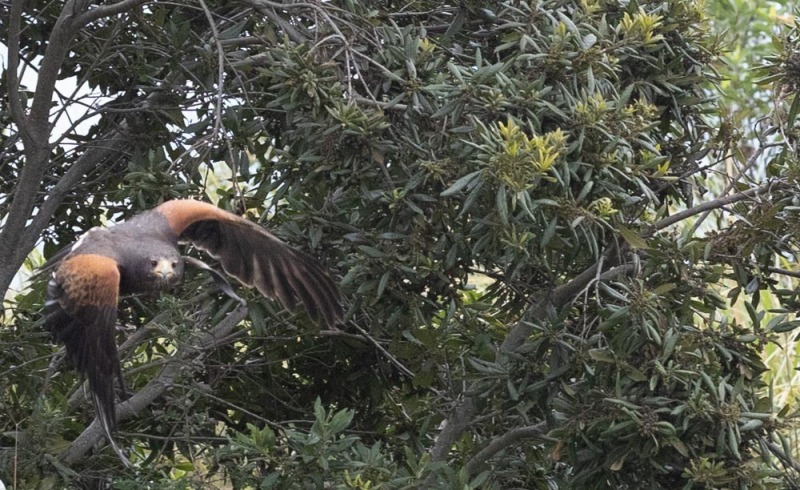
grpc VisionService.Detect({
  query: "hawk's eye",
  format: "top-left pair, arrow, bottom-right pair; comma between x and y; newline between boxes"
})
171,261 -> 178,268
150,259 -> 158,267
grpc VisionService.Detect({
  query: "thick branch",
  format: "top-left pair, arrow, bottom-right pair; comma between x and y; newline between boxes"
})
62,304 -> 249,465
26,0 -> 83,134
430,397 -> 474,462
0,1 -> 79,294
31,129 -> 132,242
7,0 -> 26,129
501,257 -> 629,354
76,0 -> 150,25
464,423 -> 547,475
242,0 -> 307,44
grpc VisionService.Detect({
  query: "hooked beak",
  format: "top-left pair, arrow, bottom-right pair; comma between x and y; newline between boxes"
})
153,258 -> 176,280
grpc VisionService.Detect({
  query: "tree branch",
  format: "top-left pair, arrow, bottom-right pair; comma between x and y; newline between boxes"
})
24,127 -> 132,241
196,0 -> 226,141
464,423 -> 548,475
501,257 -> 630,354
765,266 -> 800,279
650,181 -> 785,234
0,0 -> 85,297
766,440 -> 800,473
685,142 -> 775,237
75,0 -> 150,26
7,0 -> 26,131
430,396 -> 474,462
26,0 -> 81,134
242,0 -> 307,44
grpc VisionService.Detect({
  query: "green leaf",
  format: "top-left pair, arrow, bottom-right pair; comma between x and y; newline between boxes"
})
375,271 -> 390,301
541,217 -> 558,247
618,226 -> 648,249
653,283 -> 677,295
603,398 -> 642,410
441,170 -> 482,197
358,245 -> 386,258
588,348 -> 616,363
496,184 -> 509,225
329,408 -> 354,434
771,319 -> 800,333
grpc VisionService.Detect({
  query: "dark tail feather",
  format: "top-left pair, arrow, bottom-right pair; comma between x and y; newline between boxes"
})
90,389 -> 132,468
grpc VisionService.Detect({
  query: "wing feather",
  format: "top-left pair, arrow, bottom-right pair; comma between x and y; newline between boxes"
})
45,254 -> 130,466
265,259 -> 296,310
156,200 -> 343,326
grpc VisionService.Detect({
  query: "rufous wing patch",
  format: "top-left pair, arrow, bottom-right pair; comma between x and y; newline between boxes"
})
55,254 -> 120,310
155,199 -> 237,237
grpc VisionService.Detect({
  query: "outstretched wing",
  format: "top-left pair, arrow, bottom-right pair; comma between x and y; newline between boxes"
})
45,253 -> 130,466
156,200 -> 343,326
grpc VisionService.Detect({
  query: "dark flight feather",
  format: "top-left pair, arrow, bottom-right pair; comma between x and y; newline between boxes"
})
184,219 -> 343,326
45,254 -> 131,466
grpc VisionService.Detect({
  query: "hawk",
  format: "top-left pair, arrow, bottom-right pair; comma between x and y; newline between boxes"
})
41,199 -> 343,465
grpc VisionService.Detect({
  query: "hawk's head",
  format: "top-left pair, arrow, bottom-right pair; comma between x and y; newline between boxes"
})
119,244 -> 184,292
147,255 -> 183,287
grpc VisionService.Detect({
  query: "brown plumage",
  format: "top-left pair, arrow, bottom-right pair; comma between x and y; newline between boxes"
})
42,199 -> 343,465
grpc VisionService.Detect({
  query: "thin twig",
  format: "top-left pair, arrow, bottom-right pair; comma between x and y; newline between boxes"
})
765,266 -> 800,279
14,421 -> 19,489
197,0 -> 226,141
7,0 -> 26,133
349,322 -> 415,379
650,181 -> 784,235
195,389 -> 280,429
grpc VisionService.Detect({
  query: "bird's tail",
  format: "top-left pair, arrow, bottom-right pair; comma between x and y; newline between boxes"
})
90,389 -> 132,468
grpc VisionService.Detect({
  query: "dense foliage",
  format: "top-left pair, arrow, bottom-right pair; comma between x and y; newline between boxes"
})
2,0 -> 800,488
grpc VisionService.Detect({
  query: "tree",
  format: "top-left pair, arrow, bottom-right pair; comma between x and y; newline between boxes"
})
1,0 -> 799,488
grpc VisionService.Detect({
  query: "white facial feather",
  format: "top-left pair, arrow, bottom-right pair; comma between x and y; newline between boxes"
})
70,226 -> 102,252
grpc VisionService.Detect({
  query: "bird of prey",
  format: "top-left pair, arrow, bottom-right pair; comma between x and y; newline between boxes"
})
41,199 -> 343,465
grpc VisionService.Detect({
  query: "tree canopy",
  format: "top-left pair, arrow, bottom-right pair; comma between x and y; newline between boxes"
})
1,0 -> 800,488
